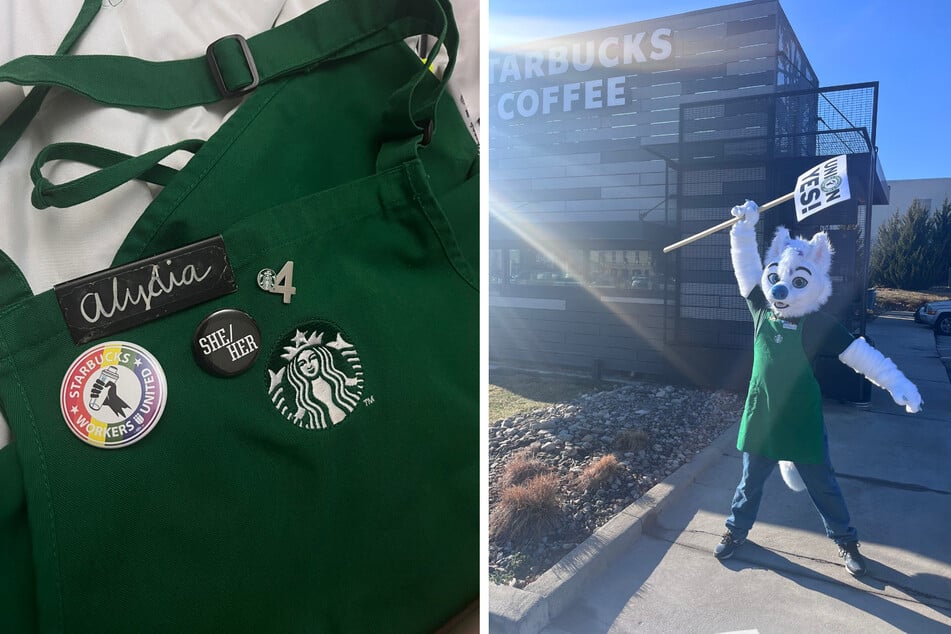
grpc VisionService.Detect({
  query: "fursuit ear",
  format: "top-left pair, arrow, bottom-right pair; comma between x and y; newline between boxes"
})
766,226 -> 792,262
807,231 -> 834,272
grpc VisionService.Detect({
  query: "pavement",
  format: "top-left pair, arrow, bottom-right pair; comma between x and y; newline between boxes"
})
489,311 -> 951,633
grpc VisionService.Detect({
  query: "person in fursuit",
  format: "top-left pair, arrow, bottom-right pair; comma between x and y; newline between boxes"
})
715,200 -> 922,578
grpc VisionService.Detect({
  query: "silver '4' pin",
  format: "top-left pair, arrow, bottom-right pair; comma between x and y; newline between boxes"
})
257,261 -> 296,304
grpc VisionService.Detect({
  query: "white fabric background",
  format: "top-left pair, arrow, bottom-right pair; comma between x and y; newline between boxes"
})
0,0 -> 479,448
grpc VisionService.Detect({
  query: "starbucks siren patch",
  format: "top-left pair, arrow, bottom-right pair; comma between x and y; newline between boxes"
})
267,322 -> 366,430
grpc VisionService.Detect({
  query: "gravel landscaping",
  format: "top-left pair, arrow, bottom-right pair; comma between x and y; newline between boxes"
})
488,378 -> 744,587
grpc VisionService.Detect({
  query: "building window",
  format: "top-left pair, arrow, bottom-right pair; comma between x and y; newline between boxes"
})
490,245 -> 672,297
587,249 -> 668,295
489,249 -> 504,285
508,249 -> 584,286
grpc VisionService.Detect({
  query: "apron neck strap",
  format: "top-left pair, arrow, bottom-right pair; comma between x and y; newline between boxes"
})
0,0 -> 101,163
0,0 -> 453,113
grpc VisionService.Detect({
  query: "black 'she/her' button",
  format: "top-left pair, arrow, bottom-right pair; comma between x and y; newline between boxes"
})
193,309 -> 262,377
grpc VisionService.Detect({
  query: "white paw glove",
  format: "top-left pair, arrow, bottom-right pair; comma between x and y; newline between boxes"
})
731,200 -> 759,228
839,337 -> 923,414
889,377 -> 923,413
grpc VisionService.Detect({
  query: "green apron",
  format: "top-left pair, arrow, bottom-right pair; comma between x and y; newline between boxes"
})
0,1 -> 478,632
737,301 -> 826,464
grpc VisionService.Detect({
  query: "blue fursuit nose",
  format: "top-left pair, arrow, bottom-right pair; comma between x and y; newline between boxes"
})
770,284 -> 789,300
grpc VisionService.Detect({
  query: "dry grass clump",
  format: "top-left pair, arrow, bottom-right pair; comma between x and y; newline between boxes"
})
497,449 -> 550,490
873,288 -> 951,312
490,473 -> 562,543
576,454 -> 620,492
614,428 -> 649,452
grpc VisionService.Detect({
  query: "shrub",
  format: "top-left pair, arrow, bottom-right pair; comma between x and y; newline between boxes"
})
614,428 -> 649,453
576,454 -> 620,492
490,473 -> 562,543
497,449 -> 550,490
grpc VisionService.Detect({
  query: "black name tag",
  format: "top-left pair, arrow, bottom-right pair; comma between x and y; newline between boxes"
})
55,236 -> 237,344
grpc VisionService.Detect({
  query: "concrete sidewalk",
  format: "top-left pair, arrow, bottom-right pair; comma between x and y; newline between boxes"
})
490,312 -> 951,633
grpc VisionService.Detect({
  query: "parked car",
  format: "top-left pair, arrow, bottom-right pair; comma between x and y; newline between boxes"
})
920,299 -> 951,336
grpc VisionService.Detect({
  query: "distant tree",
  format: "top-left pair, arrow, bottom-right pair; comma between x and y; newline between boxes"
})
870,212 -> 897,287
870,199 -> 934,290
870,210 -> 901,287
929,198 -> 951,287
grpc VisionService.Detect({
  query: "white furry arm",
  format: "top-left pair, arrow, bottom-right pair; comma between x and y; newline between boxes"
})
839,337 -> 922,413
729,200 -> 762,297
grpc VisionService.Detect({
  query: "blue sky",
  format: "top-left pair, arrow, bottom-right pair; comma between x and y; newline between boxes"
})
488,0 -> 950,180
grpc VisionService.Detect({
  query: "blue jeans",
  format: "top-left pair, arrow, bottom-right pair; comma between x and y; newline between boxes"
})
725,446 -> 858,545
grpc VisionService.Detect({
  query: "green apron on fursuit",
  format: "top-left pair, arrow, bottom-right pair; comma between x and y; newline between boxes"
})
0,1 -> 478,632
737,293 -> 825,464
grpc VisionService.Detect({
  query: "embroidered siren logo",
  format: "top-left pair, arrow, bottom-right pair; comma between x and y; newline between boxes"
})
60,341 -> 167,448
267,323 -> 365,430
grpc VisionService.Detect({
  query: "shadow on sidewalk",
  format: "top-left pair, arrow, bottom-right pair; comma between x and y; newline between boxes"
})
544,527 -> 676,634
721,542 -> 951,632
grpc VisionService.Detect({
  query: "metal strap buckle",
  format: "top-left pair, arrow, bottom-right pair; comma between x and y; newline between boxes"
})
206,34 -> 259,98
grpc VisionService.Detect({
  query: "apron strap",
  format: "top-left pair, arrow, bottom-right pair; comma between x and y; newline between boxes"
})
0,0 -> 101,162
30,139 -> 202,209
375,0 -> 458,172
0,0 -> 451,112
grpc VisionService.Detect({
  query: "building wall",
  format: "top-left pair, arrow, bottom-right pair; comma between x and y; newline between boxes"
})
488,292 -> 669,376
488,0 -> 821,384
489,0 -> 810,226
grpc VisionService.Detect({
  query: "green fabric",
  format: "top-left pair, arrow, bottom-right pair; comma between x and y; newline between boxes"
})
737,288 -> 854,463
0,0 -> 478,632
0,250 -> 33,307
801,309 -> 855,361
0,445 -> 38,632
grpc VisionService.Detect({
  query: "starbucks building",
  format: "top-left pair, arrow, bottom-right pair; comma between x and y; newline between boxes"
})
488,0 -> 888,396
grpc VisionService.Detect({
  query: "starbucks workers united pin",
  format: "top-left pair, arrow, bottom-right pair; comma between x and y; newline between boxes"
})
61,341 -> 167,448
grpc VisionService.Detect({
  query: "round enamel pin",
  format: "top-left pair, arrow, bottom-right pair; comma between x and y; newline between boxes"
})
193,309 -> 261,377
60,341 -> 167,449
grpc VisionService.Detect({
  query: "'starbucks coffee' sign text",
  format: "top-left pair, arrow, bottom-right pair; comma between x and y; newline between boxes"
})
491,27 -> 673,120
